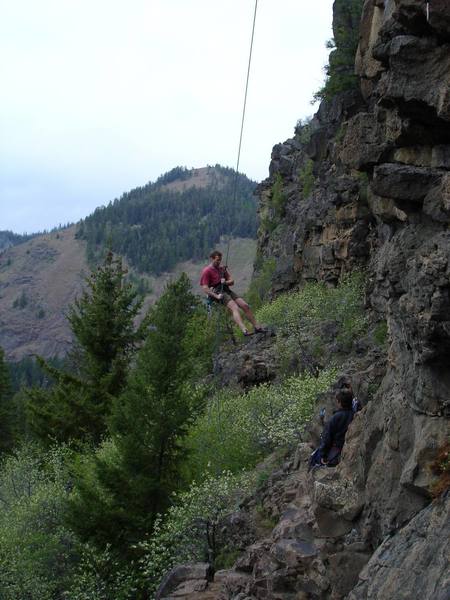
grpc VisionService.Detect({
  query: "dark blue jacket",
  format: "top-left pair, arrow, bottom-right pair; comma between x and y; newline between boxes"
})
319,409 -> 354,456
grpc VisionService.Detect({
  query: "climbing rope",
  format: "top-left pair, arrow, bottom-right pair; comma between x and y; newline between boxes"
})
208,0 -> 258,380
224,0 -> 258,269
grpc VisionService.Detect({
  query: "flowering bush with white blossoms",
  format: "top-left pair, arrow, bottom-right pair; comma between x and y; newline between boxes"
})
184,368 -> 337,478
256,272 -> 367,344
137,470 -> 255,598
0,444 -> 77,600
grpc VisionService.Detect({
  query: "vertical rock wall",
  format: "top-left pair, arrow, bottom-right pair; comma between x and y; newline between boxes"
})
252,0 -> 450,596
158,2 -> 450,598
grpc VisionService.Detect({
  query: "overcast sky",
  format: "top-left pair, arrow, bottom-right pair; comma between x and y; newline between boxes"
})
1,0 -> 334,234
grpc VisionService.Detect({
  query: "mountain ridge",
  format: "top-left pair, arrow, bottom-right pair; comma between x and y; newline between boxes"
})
0,165 -> 257,361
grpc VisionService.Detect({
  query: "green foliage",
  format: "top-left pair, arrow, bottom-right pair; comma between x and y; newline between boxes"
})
246,258 -> 276,312
63,543 -> 136,600
68,275 -> 204,554
12,290 -> 28,309
256,272 -> 367,342
26,252 -> 145,444
0,347 -> 14,452
334,123 -> 347,144
313,0 -> 364,102
8,355 -> 66,393
254,503 -> 278,533
258,214 -> 278,235
0,230 -> 36,251
78,165 -> 257,275
373,320 -> 388,346
270,173 -> 286,217
155,166 -> 191,186
214,548 -> 241,570
299,159 -> 315,198
125,271 -> 152,298
184,369 -> 337,479
67,252 -> 144,391
256,273 -> 367,369
295,116 -> 313,144
181,306 -> 229,382
0,444 -> 78,600
137,471 -> 255,597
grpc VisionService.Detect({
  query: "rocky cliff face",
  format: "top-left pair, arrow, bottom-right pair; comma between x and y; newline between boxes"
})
160,1 -> 449,598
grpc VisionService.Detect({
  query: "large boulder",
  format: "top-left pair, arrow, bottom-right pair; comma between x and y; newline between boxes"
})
156,563 -> 212,600
348,495 -> 450,600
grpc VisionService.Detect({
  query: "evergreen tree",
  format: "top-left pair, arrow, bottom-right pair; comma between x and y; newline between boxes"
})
68,274 -> 203,553
77,166 -> 257,275
0,347 -> 14,452
27,252 -> 146,444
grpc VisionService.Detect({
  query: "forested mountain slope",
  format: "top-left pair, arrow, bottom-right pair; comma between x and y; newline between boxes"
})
0,166 -> 257,361
0,231 -> 36,252
77,165 -> 257,274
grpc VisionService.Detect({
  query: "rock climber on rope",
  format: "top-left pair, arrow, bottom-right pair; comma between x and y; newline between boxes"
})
200,250 -> 264,336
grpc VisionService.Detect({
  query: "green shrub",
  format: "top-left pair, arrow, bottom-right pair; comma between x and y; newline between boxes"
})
183,369 -> 337,479
246,258 -> 276,312
0,444 -> 77,600
256,273 -> 367,368
258,215 -> 278,234
313,0 -> 364,102
299,159 -> 315,198
256,272 -> 366,343
12,290 -> 28,309
137,471 -> 255,597
334,123 -> 347,145
214,548 -> 241,570
271,173 -> 286,217
373,320 -> 388,346
254,504 -> 278,533
63,543 -> 136,600
295,117 -> 313,144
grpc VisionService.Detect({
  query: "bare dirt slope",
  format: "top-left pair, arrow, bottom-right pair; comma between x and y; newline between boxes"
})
0,229 -> 256,361
158,166 -> 227,193
0,226 -> 89,361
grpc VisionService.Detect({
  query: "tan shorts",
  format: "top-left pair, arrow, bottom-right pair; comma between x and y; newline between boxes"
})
212,287 -> 239,306
221,289 -> 239,306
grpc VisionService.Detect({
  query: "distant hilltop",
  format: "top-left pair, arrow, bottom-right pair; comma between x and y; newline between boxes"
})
0,165 -> 257,361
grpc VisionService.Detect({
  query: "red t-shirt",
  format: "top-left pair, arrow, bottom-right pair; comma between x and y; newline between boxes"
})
200,264 -> 229,288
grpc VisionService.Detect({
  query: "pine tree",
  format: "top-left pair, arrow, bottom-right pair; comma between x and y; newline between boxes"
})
0,347 -> 14,452
68,274 -> 203,552
27,252 -> 145,444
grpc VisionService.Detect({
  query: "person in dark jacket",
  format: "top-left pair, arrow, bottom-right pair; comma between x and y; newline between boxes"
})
309,389 -> 354,470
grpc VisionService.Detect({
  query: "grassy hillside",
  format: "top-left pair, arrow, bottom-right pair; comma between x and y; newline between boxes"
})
0,229 -> 256,361
0,226 -> 88,360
